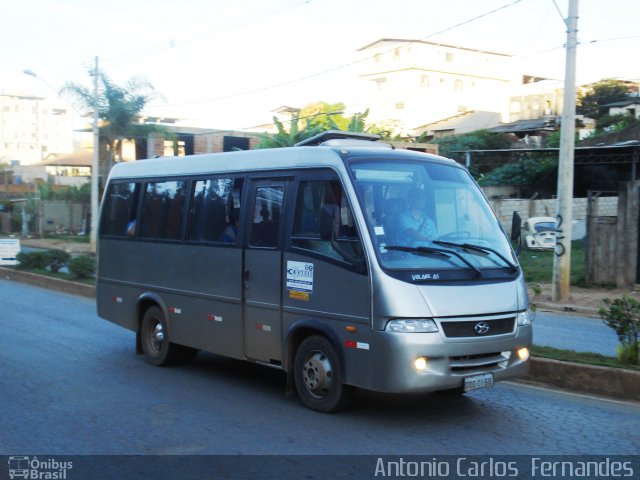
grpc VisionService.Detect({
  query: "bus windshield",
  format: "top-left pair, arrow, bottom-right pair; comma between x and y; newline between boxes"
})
349,159 -> 516,277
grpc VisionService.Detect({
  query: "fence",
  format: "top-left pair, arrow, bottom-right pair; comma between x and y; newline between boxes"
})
0,200 -> 89,236
586,180 -> 639,287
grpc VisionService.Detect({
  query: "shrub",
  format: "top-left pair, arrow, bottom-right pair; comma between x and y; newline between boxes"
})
16,251 -> 49,270
44,249 -> 71,273
68,255 -> 96,279
599,295 -> 640,365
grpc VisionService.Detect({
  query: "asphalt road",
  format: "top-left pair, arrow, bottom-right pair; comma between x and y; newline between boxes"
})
1,280 -> 638,461
533,311 -> 619,356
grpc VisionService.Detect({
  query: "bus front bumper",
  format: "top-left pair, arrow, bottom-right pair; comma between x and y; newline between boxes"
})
348,326 -> 532,394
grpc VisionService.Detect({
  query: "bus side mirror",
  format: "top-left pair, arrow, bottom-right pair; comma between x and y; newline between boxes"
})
511,211 -> 522,256
510,211 -> 521,241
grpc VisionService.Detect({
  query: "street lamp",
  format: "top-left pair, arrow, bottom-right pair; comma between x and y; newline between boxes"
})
24,63 -> 100,252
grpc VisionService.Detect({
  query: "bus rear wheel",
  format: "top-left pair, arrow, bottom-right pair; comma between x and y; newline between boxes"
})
294,335 -> 353,413
140,306 -> 197,366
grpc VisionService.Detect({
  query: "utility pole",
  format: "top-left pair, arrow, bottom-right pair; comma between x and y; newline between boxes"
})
552,0 -> 579,302
90,56 -> 99,252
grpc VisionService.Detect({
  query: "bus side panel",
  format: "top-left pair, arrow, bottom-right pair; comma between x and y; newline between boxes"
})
282,253 -> 371,385
98,240 -> 244,358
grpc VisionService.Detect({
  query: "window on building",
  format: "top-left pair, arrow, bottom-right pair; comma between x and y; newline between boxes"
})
374,77 -> 386,90
395,102 -> 405,110
223,136 -> 250,152
420,75 -> 430,88
454,79 -> 463,92
446,52 -> 454,62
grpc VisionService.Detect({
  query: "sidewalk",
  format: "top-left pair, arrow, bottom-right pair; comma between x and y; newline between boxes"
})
528,282 -> 640,317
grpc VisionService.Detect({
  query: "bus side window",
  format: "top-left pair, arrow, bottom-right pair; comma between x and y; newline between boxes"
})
187,177 -> 244,243
291,179 -> 363,264
100,181 -> 140,237
139,180 -> 187,240
250,186 -> 284,247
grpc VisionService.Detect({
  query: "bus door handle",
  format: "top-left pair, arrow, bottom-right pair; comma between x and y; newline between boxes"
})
244,269 -> 250,283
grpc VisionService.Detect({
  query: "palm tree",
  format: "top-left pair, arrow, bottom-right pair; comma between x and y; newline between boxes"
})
61,70 -> 165,181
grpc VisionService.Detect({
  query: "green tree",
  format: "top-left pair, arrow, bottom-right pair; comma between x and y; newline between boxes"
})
299,102 -> 348,130
257,112 -> 326,148
61,70 -> 166,181
433,130 -> 512,158
577,79 -> 630,119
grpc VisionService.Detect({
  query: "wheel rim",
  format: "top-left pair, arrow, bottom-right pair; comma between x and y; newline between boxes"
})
147,320 -> 164,356
302,350 -> 333,398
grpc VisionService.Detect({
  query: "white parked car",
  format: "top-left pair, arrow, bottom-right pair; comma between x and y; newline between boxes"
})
522,216 -> 557,251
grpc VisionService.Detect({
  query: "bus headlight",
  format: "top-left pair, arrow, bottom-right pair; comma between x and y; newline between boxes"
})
517,310 -> 535,326
414,357 -> 428,371
516,347 -> 530,361
386,319 -> 438,333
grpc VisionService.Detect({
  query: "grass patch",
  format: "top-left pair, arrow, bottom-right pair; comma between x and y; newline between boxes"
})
13,267 -> 95,286
517,240 -> 585,286
43,234 -> 89,244
532,345 -> 640,371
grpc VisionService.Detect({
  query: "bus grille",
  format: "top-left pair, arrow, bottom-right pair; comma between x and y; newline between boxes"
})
440,317 -> 515,338
449,352 -> 507,374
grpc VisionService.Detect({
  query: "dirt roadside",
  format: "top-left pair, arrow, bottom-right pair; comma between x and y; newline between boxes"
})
528,282 -> 640,317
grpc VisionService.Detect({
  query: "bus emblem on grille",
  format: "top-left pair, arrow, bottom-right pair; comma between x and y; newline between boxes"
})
474,322 -> 490,334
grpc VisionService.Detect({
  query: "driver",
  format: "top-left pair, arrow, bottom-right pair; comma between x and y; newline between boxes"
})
398,188 -> 437,247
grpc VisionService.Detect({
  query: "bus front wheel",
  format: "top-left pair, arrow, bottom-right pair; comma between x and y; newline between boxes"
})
140,306 -> 197,366
293,335 -> 353,413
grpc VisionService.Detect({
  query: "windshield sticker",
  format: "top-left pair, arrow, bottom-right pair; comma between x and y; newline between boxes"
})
286,261 -> 314,294
412,273 -> 441,281
374,226 -> 385,236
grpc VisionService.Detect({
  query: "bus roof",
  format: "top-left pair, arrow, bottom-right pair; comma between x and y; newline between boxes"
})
106,144 -> 457,181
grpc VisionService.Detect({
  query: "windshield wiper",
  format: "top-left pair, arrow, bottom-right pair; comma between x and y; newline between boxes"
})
432,240 -> 517,272
385,245 -> 482,277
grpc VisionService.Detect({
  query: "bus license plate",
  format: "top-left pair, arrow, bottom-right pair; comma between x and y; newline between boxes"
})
464,373 -> 494,392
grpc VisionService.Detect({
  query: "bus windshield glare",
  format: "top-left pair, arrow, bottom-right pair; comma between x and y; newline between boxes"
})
350,160 -> 516,274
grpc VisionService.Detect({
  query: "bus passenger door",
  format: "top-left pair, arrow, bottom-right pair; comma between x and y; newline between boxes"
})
243,179 -> 288,364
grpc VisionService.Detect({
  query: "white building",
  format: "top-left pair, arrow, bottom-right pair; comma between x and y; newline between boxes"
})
357,39 -> 518,135
0,90 -> 74,165
508,77 -> 564,123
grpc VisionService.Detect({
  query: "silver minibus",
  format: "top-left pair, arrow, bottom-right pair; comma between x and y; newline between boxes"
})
97,131 -> 532,412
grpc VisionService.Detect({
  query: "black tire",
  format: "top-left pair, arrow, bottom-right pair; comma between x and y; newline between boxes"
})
140,306 -> 198,366
294,335 -> 353,413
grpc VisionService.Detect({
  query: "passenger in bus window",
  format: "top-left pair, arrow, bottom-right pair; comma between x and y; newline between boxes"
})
219,209 -> 239,243
126,218 -> 136,237
398,188 -> 436,247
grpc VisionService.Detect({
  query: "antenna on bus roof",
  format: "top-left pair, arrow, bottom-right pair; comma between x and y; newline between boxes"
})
294,130 -> 381,147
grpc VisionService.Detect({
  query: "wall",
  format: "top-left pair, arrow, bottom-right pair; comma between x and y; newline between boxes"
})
488,196 -> 619,238
42,201 -> 87,234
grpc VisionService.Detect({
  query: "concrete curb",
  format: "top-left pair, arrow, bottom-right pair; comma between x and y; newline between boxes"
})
1,267 -> 95,298
3,268 -> 639,403
525,357 -> 640,402
535,302 -> 600,317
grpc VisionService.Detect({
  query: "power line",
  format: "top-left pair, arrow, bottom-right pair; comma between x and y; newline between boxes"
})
102,0 -> 310,67
145,0 -> 526,109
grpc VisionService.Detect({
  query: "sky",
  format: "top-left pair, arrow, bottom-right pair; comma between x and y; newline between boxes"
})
2,0 -> 639,132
